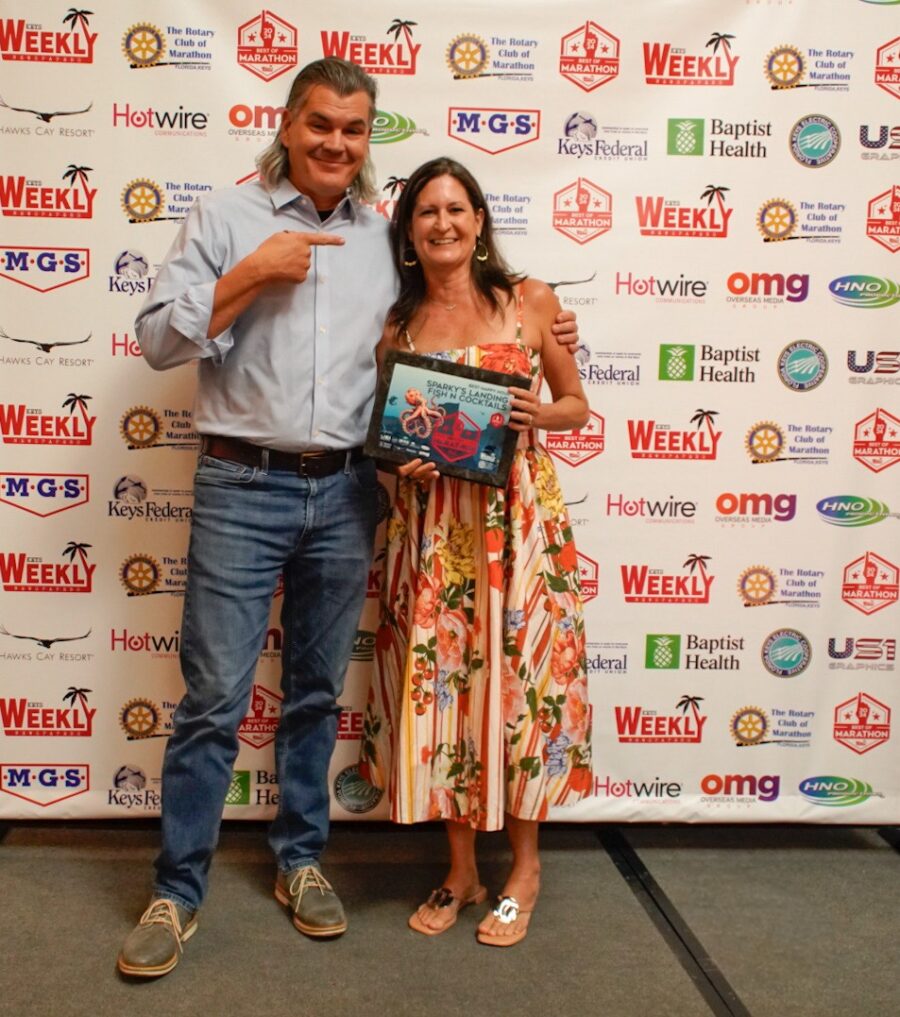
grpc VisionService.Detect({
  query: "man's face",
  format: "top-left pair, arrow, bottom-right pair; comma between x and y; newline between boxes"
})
279,84 -> 372,210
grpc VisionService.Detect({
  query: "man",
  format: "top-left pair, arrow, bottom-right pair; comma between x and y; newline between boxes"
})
118,57 -> 578,978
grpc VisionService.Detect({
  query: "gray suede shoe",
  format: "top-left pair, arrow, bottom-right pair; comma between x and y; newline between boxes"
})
274,865 -> 347,938
117,898 -> 198,977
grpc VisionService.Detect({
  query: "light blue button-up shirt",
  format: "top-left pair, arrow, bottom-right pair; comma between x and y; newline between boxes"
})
135,178 -> 396,452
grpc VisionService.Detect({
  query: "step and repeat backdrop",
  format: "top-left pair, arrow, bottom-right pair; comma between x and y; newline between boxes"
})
0,1 -> 897,822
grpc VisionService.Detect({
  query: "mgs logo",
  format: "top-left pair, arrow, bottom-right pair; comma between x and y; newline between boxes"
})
447,108 -> 540,155
0,764 -> 89,807
559,22 -> 620,92
841,551 -> 899,615
552,179 -> 612,243
0,246 -> 90,292
853,408 -> 900,472
0,473 -> 89,517
866,185 -> 900,253
237,10 -> 297,81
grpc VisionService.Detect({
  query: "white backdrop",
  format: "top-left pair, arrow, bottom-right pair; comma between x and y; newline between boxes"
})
0,1 -> 897,822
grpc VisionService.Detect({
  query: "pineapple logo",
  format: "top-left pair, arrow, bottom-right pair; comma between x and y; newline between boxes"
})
646,634 -> 681,669
225,770 -> 251,806
667,118 -> 704,156
659,344 -> 695,381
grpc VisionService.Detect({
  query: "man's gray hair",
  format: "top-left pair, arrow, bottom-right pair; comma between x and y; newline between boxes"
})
256,58 -> 378,203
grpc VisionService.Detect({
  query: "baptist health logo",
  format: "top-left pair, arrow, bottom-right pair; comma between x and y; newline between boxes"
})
646,634 -> 680,669
659,345 -> 694,381
668,119 -> 704,155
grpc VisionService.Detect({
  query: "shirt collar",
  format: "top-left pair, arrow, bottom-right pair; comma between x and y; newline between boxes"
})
269,179 -> 358,222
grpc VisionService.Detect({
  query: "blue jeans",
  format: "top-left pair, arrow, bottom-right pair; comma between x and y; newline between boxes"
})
153,452 -> 378,911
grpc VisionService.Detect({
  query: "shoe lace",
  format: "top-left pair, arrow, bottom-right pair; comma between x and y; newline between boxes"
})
139,899 -> 186,949
288,866 -> 334,898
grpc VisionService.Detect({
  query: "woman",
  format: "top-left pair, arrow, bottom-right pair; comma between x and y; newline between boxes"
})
360,157 -> 592,947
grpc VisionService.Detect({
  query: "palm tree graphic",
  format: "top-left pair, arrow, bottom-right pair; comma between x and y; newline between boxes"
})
63,686 -> 92,711
62,392 -> 92,426
63,9 -> 93,34
63,164 -> 93,190
62,542 -> 92,578
706,33 -> 735,54
676,695 -> 705,734
683,554 -> 711,577
387,19 -> 417,47
689,408 -> 719,440
383,176 -> 407,197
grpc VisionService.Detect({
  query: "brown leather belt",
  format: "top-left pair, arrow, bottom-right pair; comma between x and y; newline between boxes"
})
201,435 -> 366,477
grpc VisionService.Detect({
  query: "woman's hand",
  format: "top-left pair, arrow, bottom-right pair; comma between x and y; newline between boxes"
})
397,457 -> 440,484
508,385 -> 542,432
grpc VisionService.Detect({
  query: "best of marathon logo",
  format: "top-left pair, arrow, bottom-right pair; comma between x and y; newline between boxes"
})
615,695 -> 707,743
875,36 -> 900,100
0,541 -> 94,593
0,764 -> 89,807
448,108 -> 540,155
0,9 -> 97,63
237,10 -> 296,81
122,22 -> 213,70
0,473 -> 88,517
546,411 -> 605,466
0,164 -> 95,217
0,688 -> 95,736
239,684 -> 282,749
552,178 -> 612,243
0,246 -> 89,292
764,43 -> 854,91
643,31 -> 738,86
628,410 -> 722,461
828,636 -> 896,672
636,185 -> 731,238
620,553 -> 714,605
867,185 -> 900,253
853,409 -> 900,473
834,692 -> 891,754
841,551 -> 898,615
0,395 -> 95,445
559,22 -> 620,91
320,19 -> 420,75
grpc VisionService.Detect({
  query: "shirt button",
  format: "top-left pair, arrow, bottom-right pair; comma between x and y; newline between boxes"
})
319,326 -> 327,334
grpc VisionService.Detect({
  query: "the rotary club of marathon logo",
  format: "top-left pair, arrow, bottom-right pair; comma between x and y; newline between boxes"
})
122,22 -> 212,70
764,45 -> 807,89
833,692 -> 891,754
852,408 -> 900,473
552,179 -> 612,244
559,22 -> 620,91
446,34 -> 490,78
842,552 -> 899,616
866,185 -> 900,253
118,553 -> 187,597
119,698 -> 169,739
757,198 -> 798,241
120,406 -> 198,450
237,10 -> 297,81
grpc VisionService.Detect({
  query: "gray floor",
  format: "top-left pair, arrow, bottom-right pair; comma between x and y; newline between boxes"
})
1,822 -> 897,1017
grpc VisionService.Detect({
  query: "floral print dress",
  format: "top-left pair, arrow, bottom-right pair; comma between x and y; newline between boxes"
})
360,333 -> 592,831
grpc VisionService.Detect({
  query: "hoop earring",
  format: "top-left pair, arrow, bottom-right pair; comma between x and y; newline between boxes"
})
474,238 -> 488,263
402,246 -> 418,267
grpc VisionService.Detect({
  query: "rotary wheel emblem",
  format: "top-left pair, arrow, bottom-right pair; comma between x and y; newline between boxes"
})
446,34 -> 489,78
731,706 -> 769,745
120,553 -> 161,595
121,179 -> 164,223
738,566 -> 777,607
121,405 -> 161,448
122,23 -> 165,67
764,45 -> 805,89
120,698 -> 160,739
745,421 -> 784,463
757,199 -> 797,242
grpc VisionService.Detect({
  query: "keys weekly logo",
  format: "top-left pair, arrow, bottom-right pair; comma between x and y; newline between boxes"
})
320,19 -> 420,75
628,409 -> 722,460
621,554 -> 714,604
636,184 -> 731,237
0,393 -> 95,445
0,9 -> 97,64
0,164 -> 96,218
615,695 -> 707,743
643,31 -> 738,86
0,687 -> 95,736
0,541 -> 94,593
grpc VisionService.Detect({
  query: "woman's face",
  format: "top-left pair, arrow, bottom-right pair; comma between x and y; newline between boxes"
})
408,174 -> 485,274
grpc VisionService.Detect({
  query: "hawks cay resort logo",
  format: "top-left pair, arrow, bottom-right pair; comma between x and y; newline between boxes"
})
108,474 -> 192,524
446,31 -> 537,81
875,36 -> 900,100
448,107 -> 540,155
866,185 -> 900,253
0,540 -> 94,594
828,635 -> 896,672
0,393 -> 95,446
559,22 -> 620,92
121,177 -> 213,224
744,420 -> 830,465
829,274 -> 900,309
0,8 -> 97,64
0,620 -> 93,664
658,343 -> 758,384
628,409 -> 722,461
0,163 -> 96,218
635,184 -> 731,238
729,704 -> 813,748
0,245 -> 89,293
646,632 -> 743,671
756,197 -> 845,244
552,178 -> 612,244
615,695 -> 707,744
859,122 -> 900,161
122,22 -> 213,70
120,405 -> 198,451
853,408 -> 900,473
558,111 -> 648,162
0,324 -> 93,368
620,553 -> 714,605
841,551 -> 898,616
667,117 -> 769,158
0,472 -> 88,517
0,91 -> 94,138
847,349 -> 900,385
643,30 -> 738,86
736,563 -> 822,609
789,114 -> 841,168
236,9 -> 297,82
764,43 -> 854,91
320,18 -> 420,75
